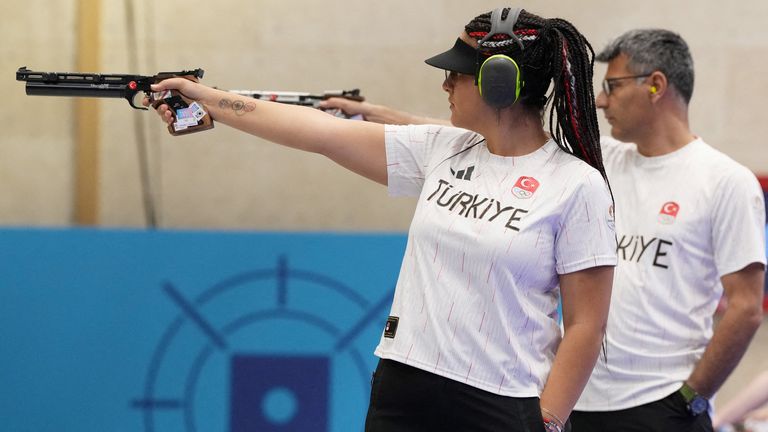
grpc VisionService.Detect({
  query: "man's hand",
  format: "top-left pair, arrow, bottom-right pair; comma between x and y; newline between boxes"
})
318,98 -> 381,122
319,97 -> 452,126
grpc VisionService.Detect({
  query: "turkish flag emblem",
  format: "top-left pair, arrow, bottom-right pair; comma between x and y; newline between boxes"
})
658,201 -> 680,225
512,176 -> 540,199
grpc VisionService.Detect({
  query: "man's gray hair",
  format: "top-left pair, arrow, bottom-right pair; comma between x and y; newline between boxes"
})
597,29 -> 694,104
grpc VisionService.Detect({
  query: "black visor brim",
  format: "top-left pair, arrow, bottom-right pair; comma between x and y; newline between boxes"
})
424,38 -> 478,75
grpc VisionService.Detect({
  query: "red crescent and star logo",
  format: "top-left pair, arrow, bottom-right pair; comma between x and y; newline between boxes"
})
658,201 -> 680,224
512,176 -> 540,199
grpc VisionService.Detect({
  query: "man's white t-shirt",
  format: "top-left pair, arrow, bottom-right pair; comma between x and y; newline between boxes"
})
374,124 -> 617,397
576,136 -> 767,411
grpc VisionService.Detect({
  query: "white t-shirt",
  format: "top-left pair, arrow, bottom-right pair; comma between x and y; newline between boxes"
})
374,124 -> 617,397
576,136 -> 767,411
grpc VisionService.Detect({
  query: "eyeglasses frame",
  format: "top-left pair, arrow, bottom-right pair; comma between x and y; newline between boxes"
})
601,73 -> 652,96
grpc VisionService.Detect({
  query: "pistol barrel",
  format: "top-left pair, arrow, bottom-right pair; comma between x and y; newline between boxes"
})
25,82 -> 127,99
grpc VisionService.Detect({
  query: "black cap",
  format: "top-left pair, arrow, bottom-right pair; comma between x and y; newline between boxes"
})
424,38 -> 478,75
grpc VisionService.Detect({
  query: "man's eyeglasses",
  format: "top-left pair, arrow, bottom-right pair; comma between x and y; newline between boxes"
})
601,74 -> 651,96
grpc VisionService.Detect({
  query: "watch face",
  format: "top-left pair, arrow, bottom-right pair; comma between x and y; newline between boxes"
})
689,396 -> 709,416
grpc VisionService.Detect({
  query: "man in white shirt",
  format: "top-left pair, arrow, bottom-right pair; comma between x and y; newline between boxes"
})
568,28 -> 766,432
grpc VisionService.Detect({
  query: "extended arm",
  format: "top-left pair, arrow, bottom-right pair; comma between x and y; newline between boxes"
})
540,265 -> 614,426
149,78 -> 389,184
318,97 -> 452,126
686,262 -> 765,398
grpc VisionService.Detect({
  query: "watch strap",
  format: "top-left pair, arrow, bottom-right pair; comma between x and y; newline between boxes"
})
679,382 -> 697,402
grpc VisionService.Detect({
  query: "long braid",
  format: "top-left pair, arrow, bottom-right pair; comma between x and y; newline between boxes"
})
465,10 -> 609,184
545,21 -> 615,366
546,19 -> 606,181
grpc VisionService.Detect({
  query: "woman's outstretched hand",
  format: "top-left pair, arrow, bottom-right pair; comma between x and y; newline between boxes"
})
142,78 -> 208,125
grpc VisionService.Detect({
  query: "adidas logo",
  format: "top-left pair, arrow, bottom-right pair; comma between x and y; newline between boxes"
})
450,165 -> 475,181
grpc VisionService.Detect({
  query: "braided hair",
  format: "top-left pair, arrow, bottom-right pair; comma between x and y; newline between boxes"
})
466,9 -> 608,182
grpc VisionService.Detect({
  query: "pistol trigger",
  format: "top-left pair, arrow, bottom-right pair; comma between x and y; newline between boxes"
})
129,101 -> 149,110
126,93 -> 148,110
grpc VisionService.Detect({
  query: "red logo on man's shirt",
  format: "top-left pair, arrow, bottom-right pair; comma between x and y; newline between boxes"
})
512,176 -> 540,199
658,201 -> 680,225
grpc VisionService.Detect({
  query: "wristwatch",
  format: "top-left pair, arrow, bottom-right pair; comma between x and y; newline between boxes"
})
679,382 -> 709,416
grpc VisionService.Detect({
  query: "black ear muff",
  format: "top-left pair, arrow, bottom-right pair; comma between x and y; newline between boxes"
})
479,54 -> 522,109
476,7 -> 525,109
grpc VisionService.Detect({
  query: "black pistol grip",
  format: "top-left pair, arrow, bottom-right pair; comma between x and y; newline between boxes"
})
159,89 -> 214,136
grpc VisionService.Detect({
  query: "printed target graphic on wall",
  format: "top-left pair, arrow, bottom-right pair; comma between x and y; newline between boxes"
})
131,255 -> 393,432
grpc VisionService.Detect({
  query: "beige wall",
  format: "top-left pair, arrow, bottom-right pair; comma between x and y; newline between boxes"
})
3,0 -> 767,229
1,0 -> 766,410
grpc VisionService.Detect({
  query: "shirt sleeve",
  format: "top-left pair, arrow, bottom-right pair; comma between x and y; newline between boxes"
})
555,168 -> 618,274
711,166 -> 767,277
385,124 -> 434,197
385,124 -> 477,197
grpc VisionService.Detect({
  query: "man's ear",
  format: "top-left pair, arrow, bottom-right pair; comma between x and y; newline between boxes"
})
648,71 -> 668,100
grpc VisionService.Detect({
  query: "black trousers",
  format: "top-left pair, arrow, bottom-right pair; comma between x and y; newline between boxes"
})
570,390 -> 714,432
364,359 -> 547,432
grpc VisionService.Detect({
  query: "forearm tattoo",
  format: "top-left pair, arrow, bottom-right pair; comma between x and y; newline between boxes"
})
218,98 -> 256,116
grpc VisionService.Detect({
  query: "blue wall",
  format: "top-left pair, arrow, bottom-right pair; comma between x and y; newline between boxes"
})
1,223 -> 766,431
0,229 -> 407,432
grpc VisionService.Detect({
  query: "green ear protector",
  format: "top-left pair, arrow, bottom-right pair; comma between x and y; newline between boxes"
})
476,7 -> 525,109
